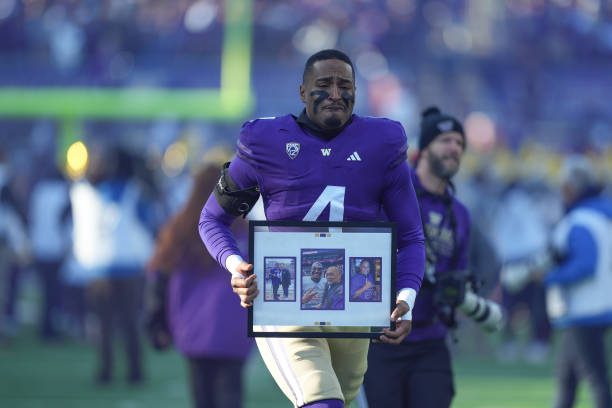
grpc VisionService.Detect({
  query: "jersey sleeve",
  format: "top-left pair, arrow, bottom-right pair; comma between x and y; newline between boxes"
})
381,121 -> 426,292
199,123 -> 262,269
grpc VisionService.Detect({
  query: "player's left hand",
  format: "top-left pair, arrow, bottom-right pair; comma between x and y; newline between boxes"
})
379,300 -> 412,344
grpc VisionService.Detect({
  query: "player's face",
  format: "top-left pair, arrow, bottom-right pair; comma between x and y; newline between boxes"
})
359,261 -> 370,275
325,267 -> 341,284
300,59 -> 355,130
311,265 -> 323,282
424,131 -> 464,180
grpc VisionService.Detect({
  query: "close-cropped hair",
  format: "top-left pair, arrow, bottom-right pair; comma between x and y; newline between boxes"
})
302,49 -> 355,82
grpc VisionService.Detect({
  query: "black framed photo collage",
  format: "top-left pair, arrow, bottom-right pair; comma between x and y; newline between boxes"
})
249,221 -> 396,338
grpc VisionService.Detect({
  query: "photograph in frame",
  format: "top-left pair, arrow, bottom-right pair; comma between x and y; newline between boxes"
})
300,248 -> 346,311
263,257 -> 296,302
349,257 -> 382,302
249,221 -> 396,338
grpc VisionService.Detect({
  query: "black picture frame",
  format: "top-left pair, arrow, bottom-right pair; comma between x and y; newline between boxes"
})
248,220 -> 397,339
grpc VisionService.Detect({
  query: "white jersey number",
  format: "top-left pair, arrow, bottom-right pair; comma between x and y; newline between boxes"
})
303,186 -> 346,221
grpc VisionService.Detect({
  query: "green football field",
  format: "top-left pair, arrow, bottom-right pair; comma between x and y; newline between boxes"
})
0,329 -> 595,408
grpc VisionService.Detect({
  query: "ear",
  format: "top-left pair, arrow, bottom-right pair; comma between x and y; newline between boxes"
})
299,84 -> 306,104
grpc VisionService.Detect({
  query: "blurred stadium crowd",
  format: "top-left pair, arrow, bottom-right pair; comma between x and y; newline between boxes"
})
0,0 -> 611,402
2,2 -> 612,135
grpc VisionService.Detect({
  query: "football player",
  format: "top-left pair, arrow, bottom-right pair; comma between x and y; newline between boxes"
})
199,49 -> 425,408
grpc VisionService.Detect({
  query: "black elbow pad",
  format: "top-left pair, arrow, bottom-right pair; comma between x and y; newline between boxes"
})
213,162 -> 260,217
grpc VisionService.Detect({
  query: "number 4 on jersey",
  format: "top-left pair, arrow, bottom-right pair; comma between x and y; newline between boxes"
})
303,186 -> 346,221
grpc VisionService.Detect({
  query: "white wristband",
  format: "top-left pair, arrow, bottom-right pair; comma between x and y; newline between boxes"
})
226,254 -> 245,280
396,288 -> 417,321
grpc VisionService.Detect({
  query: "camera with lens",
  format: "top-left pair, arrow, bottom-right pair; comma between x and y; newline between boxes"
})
433,271 -> 504,332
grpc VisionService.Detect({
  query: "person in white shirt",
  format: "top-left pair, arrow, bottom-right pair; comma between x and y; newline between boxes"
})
301,261 -> 327,309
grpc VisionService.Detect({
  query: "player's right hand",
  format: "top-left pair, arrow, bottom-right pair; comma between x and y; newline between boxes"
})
231,262 -> 259,308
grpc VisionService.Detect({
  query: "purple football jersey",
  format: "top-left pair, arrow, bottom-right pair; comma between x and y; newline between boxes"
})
407,169 -> 471,341
199,114 -> 425,292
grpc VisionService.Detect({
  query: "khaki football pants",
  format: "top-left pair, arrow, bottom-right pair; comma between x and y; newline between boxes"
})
256,326 -> 369,407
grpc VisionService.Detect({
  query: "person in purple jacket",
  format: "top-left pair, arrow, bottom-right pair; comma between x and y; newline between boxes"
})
268,262 -> 282,300
350,259 -> 379,302
148,164 -> 252,408
199,49 -> 425,408
365,106 -> 471,408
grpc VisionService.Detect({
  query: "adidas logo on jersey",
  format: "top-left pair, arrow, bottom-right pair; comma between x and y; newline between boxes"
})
346,152 -> 362,161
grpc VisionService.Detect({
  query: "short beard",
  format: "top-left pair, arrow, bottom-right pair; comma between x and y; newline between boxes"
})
323,116 -> 342,129
429,153 -> 458,180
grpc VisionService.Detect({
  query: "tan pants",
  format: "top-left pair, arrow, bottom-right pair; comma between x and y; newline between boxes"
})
256,326 -> 369,407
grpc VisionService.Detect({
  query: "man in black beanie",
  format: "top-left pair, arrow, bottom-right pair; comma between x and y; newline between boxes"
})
365,106 -> 480,407
417,106 -> 465,177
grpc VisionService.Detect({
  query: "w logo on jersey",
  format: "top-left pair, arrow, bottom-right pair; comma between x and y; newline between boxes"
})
321,148 -> 332,156
286,142 -> 300,159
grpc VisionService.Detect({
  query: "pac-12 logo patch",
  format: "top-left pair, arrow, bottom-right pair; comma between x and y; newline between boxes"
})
286,142 -> 300,159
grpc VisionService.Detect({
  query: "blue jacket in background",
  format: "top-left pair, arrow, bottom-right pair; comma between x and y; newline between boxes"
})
546,195 -> 612,328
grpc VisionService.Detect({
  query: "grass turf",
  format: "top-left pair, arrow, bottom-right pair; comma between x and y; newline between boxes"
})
0,329 -> 595,408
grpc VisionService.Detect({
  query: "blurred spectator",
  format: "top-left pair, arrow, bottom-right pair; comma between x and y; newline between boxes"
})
147,163 -> 253,408
59,256 -> 89,341
544,156 -> 612,408
2,1 -> 612,154
493,180 -> 554,364
467,222 -> 500,297
0,149 -> 30,340
70,144 -> 155,384
28,164 -> 71,341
